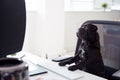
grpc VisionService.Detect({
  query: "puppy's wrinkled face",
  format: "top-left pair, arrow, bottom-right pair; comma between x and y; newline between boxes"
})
77,23 -> 98,42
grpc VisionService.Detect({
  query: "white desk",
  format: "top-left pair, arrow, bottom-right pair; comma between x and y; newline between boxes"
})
20,52 -> 107,80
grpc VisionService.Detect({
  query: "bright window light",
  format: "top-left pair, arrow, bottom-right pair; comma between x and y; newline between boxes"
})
25,0 -> 38,11
64,0 -> 94,11
64,0 -> 120,11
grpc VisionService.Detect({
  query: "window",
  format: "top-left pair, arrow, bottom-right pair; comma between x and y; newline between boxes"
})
111,0 -> 120,10
64,0 -> 94,11
64,0 -> 120,11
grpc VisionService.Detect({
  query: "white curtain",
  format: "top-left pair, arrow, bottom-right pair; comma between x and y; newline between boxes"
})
23,0 -> 65,58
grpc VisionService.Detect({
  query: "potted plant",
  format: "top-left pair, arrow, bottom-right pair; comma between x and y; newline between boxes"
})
101,3 -> 108,11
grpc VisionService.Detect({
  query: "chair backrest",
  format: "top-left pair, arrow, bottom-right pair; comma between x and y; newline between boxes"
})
75,20 -> 120,70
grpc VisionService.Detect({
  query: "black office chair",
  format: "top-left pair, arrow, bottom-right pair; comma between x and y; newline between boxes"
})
75,20 -> 120,80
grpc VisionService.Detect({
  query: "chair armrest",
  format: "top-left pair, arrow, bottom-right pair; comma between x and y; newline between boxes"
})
112,70 -> 120,79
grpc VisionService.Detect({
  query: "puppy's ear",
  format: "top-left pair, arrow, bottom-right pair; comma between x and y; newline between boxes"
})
91,25 -> 98,32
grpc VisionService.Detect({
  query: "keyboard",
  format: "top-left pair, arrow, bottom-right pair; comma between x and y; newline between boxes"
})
22,53 -> 83,80
37,58 -> 84,80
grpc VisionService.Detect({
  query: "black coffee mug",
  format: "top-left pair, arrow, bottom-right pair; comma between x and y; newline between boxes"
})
0,58 -> 29,80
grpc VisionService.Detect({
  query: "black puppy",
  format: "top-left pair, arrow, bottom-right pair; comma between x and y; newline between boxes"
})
59,23 -> 104,76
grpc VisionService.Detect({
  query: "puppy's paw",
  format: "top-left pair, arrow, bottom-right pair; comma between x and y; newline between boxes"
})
58,62 -> 67,66
68,65 -> 78,71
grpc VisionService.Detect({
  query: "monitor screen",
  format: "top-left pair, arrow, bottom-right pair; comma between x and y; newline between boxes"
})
0,0 -> 26,57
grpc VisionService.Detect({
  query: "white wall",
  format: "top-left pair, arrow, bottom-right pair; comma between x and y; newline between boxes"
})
64,11 -> 120,54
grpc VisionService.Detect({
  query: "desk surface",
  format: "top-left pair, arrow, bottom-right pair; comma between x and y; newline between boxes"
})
20,52 -> 107,80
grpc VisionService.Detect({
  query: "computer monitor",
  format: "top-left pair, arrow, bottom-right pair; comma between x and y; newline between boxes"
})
0,0 -> 26,58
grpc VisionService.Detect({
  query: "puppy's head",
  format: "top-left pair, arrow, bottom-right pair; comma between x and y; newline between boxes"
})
77,23 -> 99,43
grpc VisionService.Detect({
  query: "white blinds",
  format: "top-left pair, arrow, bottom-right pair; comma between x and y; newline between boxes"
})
65,0 -> 94,11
